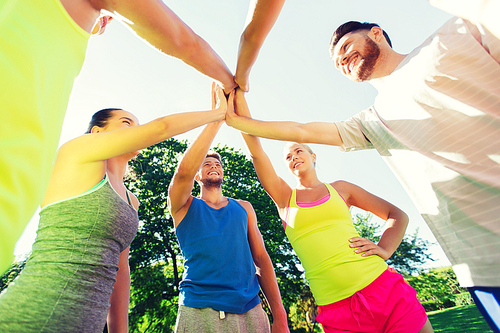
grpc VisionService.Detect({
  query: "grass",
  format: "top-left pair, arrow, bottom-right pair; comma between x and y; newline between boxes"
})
427,304 -> 493,333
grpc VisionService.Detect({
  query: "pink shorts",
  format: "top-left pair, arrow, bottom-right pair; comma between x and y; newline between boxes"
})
316,268 -> 427,333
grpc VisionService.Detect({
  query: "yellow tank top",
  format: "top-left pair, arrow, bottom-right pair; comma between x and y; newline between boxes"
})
285,183 -> 387,305
0,0 -> 89,273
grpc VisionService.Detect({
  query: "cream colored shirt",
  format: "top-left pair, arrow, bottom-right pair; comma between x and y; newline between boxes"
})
335,17 -> 500,287
430,0 -> 499,39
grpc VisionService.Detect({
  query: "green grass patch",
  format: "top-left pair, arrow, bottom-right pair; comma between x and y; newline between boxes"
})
427,304 -> 493,332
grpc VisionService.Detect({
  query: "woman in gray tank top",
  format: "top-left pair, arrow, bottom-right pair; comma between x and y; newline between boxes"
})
0,84 -> 232,332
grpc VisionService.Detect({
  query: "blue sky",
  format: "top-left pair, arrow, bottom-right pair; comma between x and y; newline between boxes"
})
16,0 -> 454,268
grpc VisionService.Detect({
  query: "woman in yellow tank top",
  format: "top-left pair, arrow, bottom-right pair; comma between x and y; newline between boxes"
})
231,89 -> 433,333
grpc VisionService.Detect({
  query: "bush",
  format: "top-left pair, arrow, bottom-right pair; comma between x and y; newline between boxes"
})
407,266 -> 469,311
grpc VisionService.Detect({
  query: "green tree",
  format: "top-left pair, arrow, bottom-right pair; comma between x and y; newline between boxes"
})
353,213 -> 433,275
406,266 -> 473,311
0,258 -> 27,293
125,139 -> 305,332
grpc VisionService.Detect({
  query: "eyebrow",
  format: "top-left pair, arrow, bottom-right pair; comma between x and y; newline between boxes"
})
119,117 -> 135,124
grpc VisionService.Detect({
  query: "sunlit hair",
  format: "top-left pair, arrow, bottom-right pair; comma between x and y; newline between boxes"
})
205,150 -> 223,167
284,142 -> 314,155
329,21 -> 393,58
85,108 -> 122,134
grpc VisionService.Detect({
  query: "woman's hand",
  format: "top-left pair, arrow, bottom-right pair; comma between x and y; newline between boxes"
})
349,237 -> 391,260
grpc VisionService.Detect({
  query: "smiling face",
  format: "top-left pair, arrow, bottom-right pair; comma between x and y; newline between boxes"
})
332,32 -> 381,82
284,143 -> 316,177
196,156 -> 224,189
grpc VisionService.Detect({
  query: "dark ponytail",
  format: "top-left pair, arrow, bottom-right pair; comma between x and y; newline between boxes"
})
85,108 -> 122,134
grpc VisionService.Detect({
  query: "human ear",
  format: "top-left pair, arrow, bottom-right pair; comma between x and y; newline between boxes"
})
90,126 -> 101,134
370,26 -> 384,43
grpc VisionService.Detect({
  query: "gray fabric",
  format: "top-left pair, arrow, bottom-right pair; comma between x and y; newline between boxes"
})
175,304 -> 271,333
0,179 -> 138,332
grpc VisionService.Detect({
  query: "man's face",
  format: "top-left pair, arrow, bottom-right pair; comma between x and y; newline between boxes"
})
332,32 -> 381,82
197,157 -> 223,189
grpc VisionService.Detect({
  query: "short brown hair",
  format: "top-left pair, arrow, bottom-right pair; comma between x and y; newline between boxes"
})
205,150 -> 223,166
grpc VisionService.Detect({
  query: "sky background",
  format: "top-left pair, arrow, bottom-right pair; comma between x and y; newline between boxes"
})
16,0 -> 454,269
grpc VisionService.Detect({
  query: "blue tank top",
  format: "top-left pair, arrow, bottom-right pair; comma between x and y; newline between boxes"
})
175,197 -> 261,313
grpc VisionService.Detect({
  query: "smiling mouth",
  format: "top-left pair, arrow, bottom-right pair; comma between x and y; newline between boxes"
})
293,162 -> 302,169
208,171 -> 219,176
347,54 -> 358,74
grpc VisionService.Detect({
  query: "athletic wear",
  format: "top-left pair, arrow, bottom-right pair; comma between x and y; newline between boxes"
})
175,197 -> 261,314
0,176 -> 138,332
0,0 -> 89,274
175,304 -> 270,333
284,183 -> 387,305
316,268 -> 428,333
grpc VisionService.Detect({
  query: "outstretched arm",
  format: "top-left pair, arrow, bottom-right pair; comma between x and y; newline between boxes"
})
429,0 -> 500,39
168,86 -> 234,225
242,201 -> 289,333
226,99 -> 344,146
96,0 -> 236,92
60,85 -> 228,166
333,180 -> 409,260
231,89 -> 292,211
235,0 -> 286,91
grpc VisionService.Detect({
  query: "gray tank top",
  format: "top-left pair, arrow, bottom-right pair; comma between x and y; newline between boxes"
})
0,176 -> 139,332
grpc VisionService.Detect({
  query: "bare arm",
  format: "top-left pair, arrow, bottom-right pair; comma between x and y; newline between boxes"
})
334,180 -> 409,260
107,247 -> 131,333
88,0 -> 236,92
235,0 -> 286,91
168,88 -> 234,226
226,99 -> 344,146
232,90 -> 292,210
242,201 -> 289,333
60,88 -> 227,165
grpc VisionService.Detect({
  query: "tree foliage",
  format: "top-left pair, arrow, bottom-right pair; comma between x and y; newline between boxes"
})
406,266 -> 473,311
0,259 -> 27,293
125,139 -> 304,332
352,213 -> 433,275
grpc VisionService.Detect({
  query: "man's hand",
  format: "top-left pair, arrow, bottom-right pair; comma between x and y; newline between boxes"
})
349,237 -> 391,260
212,82 -> 232,121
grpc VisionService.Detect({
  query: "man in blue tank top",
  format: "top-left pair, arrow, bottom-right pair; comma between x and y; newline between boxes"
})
167,106 -> 289,332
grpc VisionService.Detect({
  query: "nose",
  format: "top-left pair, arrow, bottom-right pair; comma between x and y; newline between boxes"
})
339,54 -> 348,67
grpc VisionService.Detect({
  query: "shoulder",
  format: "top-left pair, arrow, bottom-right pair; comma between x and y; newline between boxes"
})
234,199 -> 253,210
234,199 -> 256,217
330,180 -> 353,190
330,180 -> 357,204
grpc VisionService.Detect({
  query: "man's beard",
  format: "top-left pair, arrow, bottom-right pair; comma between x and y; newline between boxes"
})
201,177 -> 223,189
355,36 -> 380,82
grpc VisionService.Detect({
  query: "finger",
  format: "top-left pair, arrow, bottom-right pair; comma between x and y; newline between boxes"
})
349,239 -> 372,248
354,243 -> 376,253
211,82 -> 217,109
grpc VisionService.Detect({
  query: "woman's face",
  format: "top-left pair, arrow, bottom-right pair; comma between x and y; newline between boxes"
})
284,143 -> 316,176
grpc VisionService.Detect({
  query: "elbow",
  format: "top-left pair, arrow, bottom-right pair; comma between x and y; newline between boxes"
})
166,27 -> 203,62
240,25 -> 266,48
393,209 -> 409,229
154,117 -> 173,141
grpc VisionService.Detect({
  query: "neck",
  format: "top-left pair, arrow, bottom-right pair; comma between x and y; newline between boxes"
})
295,171 -> 322,189
370,49 -> 407,79
105,156 -> 130,185
199,185 -> 225,205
